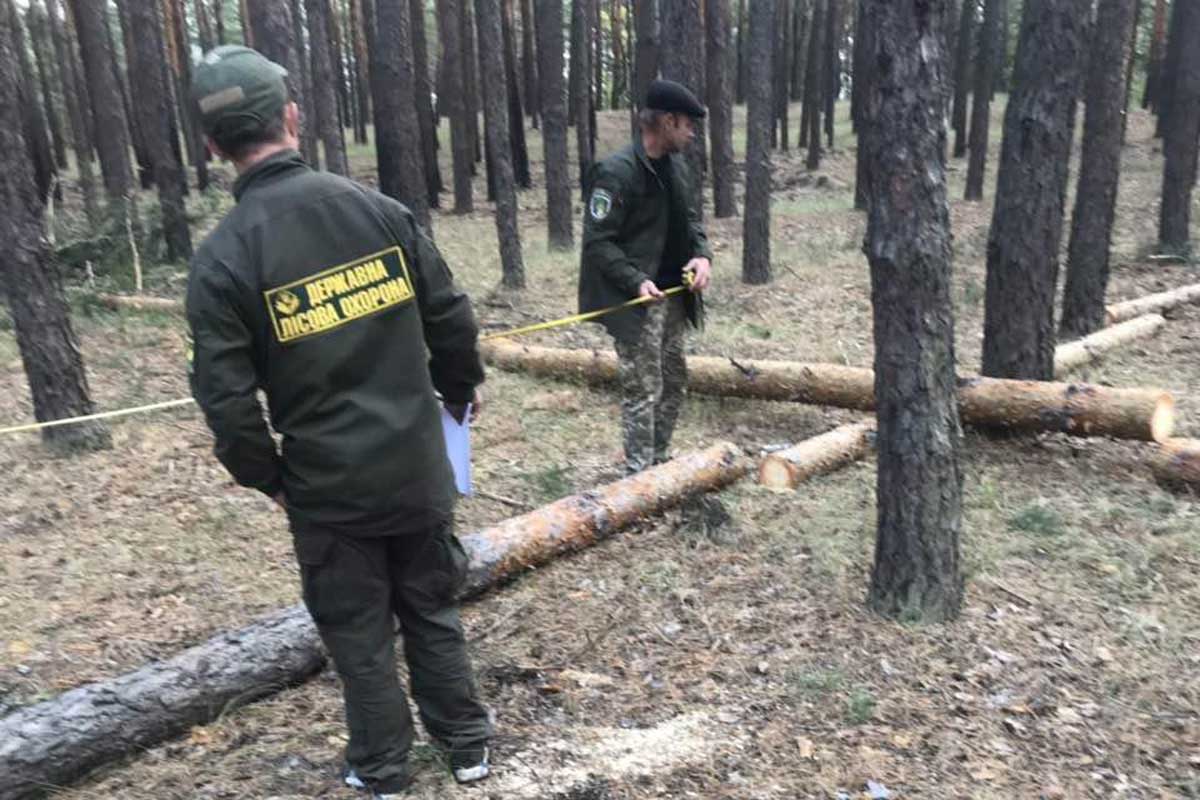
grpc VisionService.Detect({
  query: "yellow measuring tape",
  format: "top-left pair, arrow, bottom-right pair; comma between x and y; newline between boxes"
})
0,280 -> 693,436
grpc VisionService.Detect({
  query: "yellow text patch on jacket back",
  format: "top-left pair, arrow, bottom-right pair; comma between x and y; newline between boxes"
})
264,246 -> 415,344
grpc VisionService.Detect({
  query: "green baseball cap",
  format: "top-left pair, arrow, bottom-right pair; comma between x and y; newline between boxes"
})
192,45 -> 288,138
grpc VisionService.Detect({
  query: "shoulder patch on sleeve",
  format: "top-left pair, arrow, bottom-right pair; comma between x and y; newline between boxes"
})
589,188 -> 614,221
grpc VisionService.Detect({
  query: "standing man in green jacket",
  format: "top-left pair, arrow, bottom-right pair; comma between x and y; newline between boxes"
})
580,79 -> 713,475
186,46 -> 491,798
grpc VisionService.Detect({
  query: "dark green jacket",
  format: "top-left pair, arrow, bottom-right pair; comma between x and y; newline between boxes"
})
579,138 -> 712,341
186,150 -> 483,535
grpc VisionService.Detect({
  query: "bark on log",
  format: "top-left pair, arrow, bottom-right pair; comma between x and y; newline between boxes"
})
0,443 -> 748,798
759,421 -> 875,490
481,340 -> 1175,441
1105,283 -> 1200,325
96,293 -> 184,313
1151,438 -> 1200,492
1053,313 -> 1165,374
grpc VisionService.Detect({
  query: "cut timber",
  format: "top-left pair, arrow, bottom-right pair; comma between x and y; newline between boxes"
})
0,444 -> 747,799
96,293 -> 184,313
1105,283 -> 1200,325
0,606 -> 323,800
459,441 -> 750,592
956,377 -> 1174,442
481,339 -> 877,410
1054,314 -> 1165,374
759,421 -> 876,490
483,341 -> 1175,442
1151,438 -> 1200,492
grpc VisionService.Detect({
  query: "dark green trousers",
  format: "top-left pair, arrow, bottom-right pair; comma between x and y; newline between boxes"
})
292,522 -> 492,793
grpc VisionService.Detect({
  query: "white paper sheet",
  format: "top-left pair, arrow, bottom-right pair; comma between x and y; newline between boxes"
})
440,403 -> 472,495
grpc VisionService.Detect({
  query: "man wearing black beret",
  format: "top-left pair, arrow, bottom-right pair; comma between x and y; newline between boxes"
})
578,79 -> 713,475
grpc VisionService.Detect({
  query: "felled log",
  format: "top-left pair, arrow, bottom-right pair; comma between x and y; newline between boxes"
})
1151,438 -> 1200,492
759,421 -> 876,490
0,607 -> 322,800
483,341 -> 1175,442
1106,283 -> 1200,325
96,293 -> 184,313
481,339 -> 877,410
0,443 -> 746,799
459,441 -> 750,592
1054,314 -> 1165,374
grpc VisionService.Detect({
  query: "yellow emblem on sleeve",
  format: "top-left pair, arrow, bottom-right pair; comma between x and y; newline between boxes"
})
263,246 -> 415,344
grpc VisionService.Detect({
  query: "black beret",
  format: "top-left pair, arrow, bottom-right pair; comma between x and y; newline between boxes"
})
644,79 -> 706,118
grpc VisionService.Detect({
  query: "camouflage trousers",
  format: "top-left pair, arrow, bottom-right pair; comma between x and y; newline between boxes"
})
612,295 -> 688,474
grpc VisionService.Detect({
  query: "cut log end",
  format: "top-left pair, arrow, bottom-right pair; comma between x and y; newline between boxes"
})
1151,395 -> 1177,444
758,421 -> 875,491
1152,438 -> 1200,492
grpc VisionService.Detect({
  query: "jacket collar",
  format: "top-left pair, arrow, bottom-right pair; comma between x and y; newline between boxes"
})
633,136 -> 666,188
233,149 -> 309,201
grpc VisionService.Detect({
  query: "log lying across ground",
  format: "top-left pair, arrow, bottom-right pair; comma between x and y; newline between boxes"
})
1106,283 -> 1200,325
96,293 -> 184,313
0,443 -> 746,799
1151,438 -> 1200,492
1054,314 -> 1165,374
759,421 -> 876,490
483,341 -> 1175,442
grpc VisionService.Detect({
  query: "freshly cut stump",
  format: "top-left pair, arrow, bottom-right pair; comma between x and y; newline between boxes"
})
1151,438 -> 1200,492
484,341 -> 1175,442
1106,283 -> 1200,325
759,421 -> 876,490
1054,313 -> 1165,374
0,443 -> 749,799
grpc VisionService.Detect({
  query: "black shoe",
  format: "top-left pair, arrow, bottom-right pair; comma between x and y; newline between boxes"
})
448,744 -> 490,784
343,766 -> 413,798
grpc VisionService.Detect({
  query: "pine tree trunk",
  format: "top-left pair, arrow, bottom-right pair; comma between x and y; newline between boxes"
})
981,0 -> 1089,380
992,0 -> 1007,95
369,0 -> 431,228
45,0 -> 99,224
461,0 -> 482,164
245,0 -> 317,165
290,0 -> 321,166
164,0 -> 211,192
790,0 -> 804,101
437,0 -> 474,211
1143,0 -> 1166,110
127,0 -> 192,261
851,0 -> 871,209
350,0 -> 370,143
305,0 -> 349,174
68,0 -> 135,224
734,0 -> 745,104
10,0 -> 56,203
964,0 -> 1000,200
501,0 -> 531,188
742,0 -> 773,284
1154,0 -> 1185,139
861,0 -> 962,623
633,0 -> 657,107
215,0 -> 227,43
0,7 -> 110,453
823,0 -> 839,147
536,0 -> 573,248
950,0 -> 974,158
410,0 -> 443,204
110,0 -> 152,190
772,0 -> 789,149
1157,0 -> 1200,257
521,0 -> 538,122
610,0 -> 626,107
1059,0 -> 1138,339
706,0 -> 736,217
803,0 -> 823,167
1121,0 -> 1141,142
328,0 -> 350,130
26,5 -> 67,173
196,0 -> 217,48
475,0 -> 526,288
659,0 -> 705,214
571,0 -> 594,195
592,0 -> 603,112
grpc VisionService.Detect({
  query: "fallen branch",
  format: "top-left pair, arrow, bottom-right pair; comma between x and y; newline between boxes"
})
0,443 -> 748,799
483,341 -> 1175,442
759,421 -> 876,490
1105,283 -> 1200,325
1054,314 -> 1165,374
96,293 -> 184,314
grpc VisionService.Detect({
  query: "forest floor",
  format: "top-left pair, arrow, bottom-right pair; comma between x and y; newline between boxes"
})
1,101 -> 1199,799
